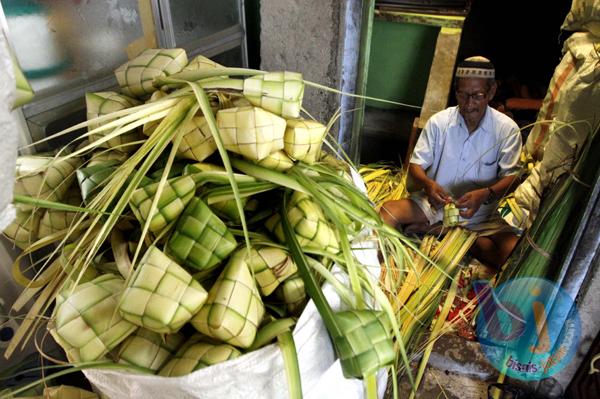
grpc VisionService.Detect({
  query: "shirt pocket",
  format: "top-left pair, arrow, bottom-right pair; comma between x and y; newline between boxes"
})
476,153 -> 498,184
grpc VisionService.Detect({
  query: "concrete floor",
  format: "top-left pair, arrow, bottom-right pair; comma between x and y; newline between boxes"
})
392,332 -> 568,399
394,333 -> 499,399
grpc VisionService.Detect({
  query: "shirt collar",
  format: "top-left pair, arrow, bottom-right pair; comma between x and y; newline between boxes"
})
453,106 -> 493,134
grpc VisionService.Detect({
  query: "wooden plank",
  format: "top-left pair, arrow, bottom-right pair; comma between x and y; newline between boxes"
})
126,0 -> 158,59
375,9 -> 465,28
417,27 -> 462,129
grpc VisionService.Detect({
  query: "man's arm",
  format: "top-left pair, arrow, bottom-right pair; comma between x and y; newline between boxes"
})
409,163 -> 452,209
489,173 -> 520,198
456,174 -> 519,219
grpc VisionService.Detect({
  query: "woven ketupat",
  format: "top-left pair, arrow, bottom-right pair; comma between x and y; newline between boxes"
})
265,191 -> 339,254
117,328 -> 185,372
3,204 -> 40,249
209,196 -> 248,223
247,246 -> 297,296
167,197 -> 237,272
176,116 -> 217,162
114,48 -> 187,98
255,150 -> 295,171
119,246 -> 208,334
88,150 -> 128,167
243,71 -> 304,119
191,252 -> 265,348
443,203 -> 460,227
283,119 -> 327,164
49,274 -> 137,362
331,310 -> 395,378
76,161 -> 119,203
159,340 -> 241,377
275,275 -> 306,316
129,175 -> 196,233
85,91 -> 142,152
15,156 -> 81,211
217,106 -> 286,161
38,190 -> 82,237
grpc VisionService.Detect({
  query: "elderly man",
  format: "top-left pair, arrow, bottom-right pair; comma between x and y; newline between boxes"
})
380,56 -> 522,269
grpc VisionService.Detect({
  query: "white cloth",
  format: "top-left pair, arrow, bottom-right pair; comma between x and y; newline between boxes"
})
410,106 -> 522,227
0,30 -> 18,231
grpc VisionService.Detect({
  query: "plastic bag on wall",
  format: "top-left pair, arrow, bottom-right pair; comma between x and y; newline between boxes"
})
517,32 -> 600,227
0,30 -> 19,231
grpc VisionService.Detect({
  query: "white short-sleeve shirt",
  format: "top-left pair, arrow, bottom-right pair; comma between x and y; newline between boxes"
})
410,106 -> 522,227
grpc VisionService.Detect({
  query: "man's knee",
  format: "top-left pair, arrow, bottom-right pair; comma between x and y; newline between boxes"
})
404,222 -> 432,235
471,233 -> 519,269
379,199 -> 428,228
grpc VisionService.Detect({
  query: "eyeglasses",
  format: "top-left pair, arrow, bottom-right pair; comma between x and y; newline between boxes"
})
456,91 -> 487,102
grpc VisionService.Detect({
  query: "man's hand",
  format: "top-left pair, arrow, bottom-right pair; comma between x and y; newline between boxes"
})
424,181 -> 452,209
409,163 -> 451,209
456,188 -> 488,218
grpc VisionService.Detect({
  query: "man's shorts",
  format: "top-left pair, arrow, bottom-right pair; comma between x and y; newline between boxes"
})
409,191 -> 520,237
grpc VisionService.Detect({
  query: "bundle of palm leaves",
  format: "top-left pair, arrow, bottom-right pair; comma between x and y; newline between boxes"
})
359,163 -> 407,209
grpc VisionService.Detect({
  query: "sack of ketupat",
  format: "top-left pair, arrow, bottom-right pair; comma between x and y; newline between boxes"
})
81,161 -> 388,398
83,233 -> 388,399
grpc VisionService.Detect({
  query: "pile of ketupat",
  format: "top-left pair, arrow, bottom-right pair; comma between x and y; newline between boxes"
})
2,48 -> 430,397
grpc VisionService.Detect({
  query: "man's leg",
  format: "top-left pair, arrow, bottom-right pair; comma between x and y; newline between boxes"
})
379,199 -> 430,232
470,232 -> 520,269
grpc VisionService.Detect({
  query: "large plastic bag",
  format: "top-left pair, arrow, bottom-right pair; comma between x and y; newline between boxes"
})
525,33 -> 600,161
0,30 -> 18,231
561,0 -> 600,37
515,32 -> 600,228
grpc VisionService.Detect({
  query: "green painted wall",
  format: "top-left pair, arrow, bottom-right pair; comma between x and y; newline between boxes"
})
365,20 -> 439,109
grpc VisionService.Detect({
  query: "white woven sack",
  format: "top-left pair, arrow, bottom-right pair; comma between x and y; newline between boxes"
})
84,298 -> 334,398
